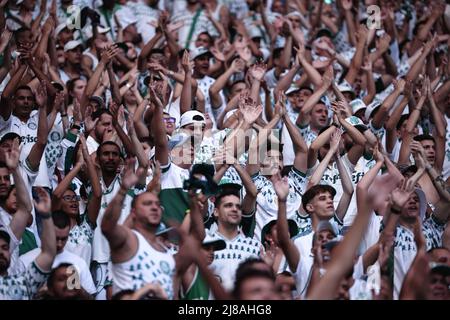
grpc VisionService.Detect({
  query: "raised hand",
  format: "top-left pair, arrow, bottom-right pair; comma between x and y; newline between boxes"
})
100,44 -> 119,64
181,50 -> 191,73
361,56 -> 373,72
210,46 -> 225,62
274,92 -> 287,118
121,157 -> 139,190
239,96 -> 262,125
377,33 -> 391,51
35,82 -> 48,108
393,78 -> 406,92
33,187 -> 52,215
249,62 -> 267,81
3,138 -> 20,170
271,173 -> 289,201
330,129 -> 342,153
341,0 -> 352,11
78,134 -> 90,161
84,105 -> 99,134
389,178 -> 415,211
231,58 -> 245,73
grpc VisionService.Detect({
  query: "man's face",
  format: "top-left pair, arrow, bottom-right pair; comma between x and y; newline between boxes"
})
13,88 -> 34,118
315,230 -> 335,261
307,192 -> 335,220
420,139 -> 436,165
55,226 -> 70,253
0,238 -> 11,274
429,272 -> 449,300
195,33 -> 211,49
193,55 -> 210,76
65,46 -> 82,64
400,192 -> 420,220
239,277 -> 279,300
98,144 -> 121,174
132,192 -> 162,227
310,103 -> 328,130
94,114 -> 114,141
0,167 -> 11,199
261,150 -> 282,176
335,276 -> 352,300
214,195 -> 242,227
49,266 -> 80,299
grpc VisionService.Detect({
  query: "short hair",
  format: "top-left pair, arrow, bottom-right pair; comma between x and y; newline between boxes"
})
232,268 -> 276,299
96,141 -> 121,158
302,185 -> 336,212
47,263 -> 72,288
0,230 -> 10,245
214,189 -> 240,207
92,108 -> 112,121
111,289 -> 136,300
52,211 -> 71,229
396,114 -> 409,130
14,85 -> 33,95
273,48 -> 284,60
427,247 -> 449,254
413,134 -> 435,144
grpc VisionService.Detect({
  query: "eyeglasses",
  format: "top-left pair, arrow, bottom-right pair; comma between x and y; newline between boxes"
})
163,117 -> 176,124
62,195 -> 81,202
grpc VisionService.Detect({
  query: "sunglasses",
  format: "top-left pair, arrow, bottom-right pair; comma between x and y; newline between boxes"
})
163,117 -> 176,124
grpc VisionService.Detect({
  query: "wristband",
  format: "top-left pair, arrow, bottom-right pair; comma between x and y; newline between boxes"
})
391,206 -> 402,214
71,124 -> 81,130
61,113 -> 68,117
39,213 -> 52,219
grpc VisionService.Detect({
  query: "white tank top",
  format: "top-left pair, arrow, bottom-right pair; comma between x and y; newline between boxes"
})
111,230 -> 176,299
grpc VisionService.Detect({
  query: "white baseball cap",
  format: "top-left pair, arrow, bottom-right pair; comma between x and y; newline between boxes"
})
364,100 -> 382,120
248,26 -> 263,39
179,110 -> 206,128
55,23 -> 70,37
350,99 -> 367,115
64,40 -> 83,52
344,116 -> 367,132
190,46 -> 212,60
337,82 -> 355,96
82,25 -> 111,40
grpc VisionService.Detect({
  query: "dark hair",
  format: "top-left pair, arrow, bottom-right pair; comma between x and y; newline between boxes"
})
92,108 -> 112,121
413,134 -> 435,144
52,210 -> 71,229
196,32 -> 213,46
233,268 -> 276,299
14,85 -> 33,96
96,141 -> 121,159
47,263 -> 73,288
66,77 -> 83,104
111,289 -> 136,300
427,247 -> 449,254
302,185 -> 336,213
14,28 -> 31,43
214,189 -> 240,207
396,114 -> 409,130
272,48 -> 284,60
0,230 -> 10,245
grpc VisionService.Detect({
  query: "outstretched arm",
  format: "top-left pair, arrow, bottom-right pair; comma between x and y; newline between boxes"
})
33,188 -> 57,272
1,139 -> 32,240
274,174 -> 300,272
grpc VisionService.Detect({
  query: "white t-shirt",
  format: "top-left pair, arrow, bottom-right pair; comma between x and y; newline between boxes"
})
252,168 -> 308,243
210,230 -> 261,291
20,248 -> 96,295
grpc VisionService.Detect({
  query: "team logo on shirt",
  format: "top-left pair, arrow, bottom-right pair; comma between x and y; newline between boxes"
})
27,122 -> 37,130
50,131 -> 61,142
160,261 -> 171,275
